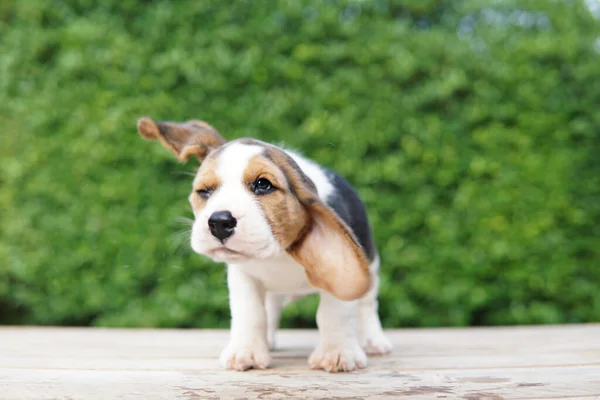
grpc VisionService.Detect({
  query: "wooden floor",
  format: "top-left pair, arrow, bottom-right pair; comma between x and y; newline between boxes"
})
1,325 -> 599,399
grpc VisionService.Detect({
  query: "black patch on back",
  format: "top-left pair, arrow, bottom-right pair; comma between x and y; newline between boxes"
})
322,167 -> 377,262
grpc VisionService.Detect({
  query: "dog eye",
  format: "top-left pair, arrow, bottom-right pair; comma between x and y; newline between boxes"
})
196,188 -> 213,199
253,178 -> 275,195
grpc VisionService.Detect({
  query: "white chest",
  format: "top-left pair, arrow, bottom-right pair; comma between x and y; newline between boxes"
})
233,254 -> 316,294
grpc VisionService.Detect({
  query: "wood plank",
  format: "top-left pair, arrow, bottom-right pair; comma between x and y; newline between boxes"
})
0,325 -> 599,399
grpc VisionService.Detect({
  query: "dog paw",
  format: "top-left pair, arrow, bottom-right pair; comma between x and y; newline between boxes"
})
220,341 -> 271,371
309,342 -> 367,373
361,331 -> 393,356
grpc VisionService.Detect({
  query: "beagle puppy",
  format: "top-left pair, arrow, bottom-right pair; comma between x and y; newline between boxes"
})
137,117 -> 392,373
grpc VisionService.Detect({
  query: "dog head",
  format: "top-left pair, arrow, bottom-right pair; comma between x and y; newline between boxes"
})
137,117 -> 370,301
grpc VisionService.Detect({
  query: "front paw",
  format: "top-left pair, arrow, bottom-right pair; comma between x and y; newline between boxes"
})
220,341 -> 271,371
309,342 -> 367,373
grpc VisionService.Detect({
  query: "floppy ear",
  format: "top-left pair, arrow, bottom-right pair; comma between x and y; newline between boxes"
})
289,201 -> 371,301
272,152 -> 371,301
136,117 -> 226,162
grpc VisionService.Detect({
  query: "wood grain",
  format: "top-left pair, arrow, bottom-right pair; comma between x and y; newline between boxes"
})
1,325 -> 599,399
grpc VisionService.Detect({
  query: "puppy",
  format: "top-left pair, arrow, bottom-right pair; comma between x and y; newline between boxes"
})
137,117 -> 392,372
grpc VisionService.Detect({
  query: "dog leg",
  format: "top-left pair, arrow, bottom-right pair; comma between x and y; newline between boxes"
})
309,292 -> 367,372
265,292 -> 284,350
220,265 -> 271,371
357,256 -> 392,355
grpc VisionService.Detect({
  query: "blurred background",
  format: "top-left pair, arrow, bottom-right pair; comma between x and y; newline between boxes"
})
1,0 -> 599,329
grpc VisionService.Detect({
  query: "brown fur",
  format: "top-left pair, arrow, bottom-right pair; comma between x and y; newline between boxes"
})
244,155 -> 311,249
189,157 -> 222,211
262,147 -> 371,301
137,117 -> 226,162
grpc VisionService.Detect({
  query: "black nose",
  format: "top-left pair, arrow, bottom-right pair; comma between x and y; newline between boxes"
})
208,211 -> 237,241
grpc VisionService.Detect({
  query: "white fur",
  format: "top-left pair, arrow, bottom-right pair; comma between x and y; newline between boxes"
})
189,142 -> 391,372
190,143 -> 281,262
286,150 -> 335,201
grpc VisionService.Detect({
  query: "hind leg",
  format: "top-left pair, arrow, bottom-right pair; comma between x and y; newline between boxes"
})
266,292 -> 284,350
358,256 -> 392,355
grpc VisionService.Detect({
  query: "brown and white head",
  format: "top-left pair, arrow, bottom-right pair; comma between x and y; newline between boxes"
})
137,117 -> 375,301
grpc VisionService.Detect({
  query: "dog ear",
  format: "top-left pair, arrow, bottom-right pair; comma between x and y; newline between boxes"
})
137,117 -> 226,162
269,151 -> 371,301
289,200 -> 371,301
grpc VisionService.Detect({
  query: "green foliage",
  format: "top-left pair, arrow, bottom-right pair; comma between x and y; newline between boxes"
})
1,0 -> 599,328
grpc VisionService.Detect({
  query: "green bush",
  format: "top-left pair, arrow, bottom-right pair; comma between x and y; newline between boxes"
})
1,0 -> 599,328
